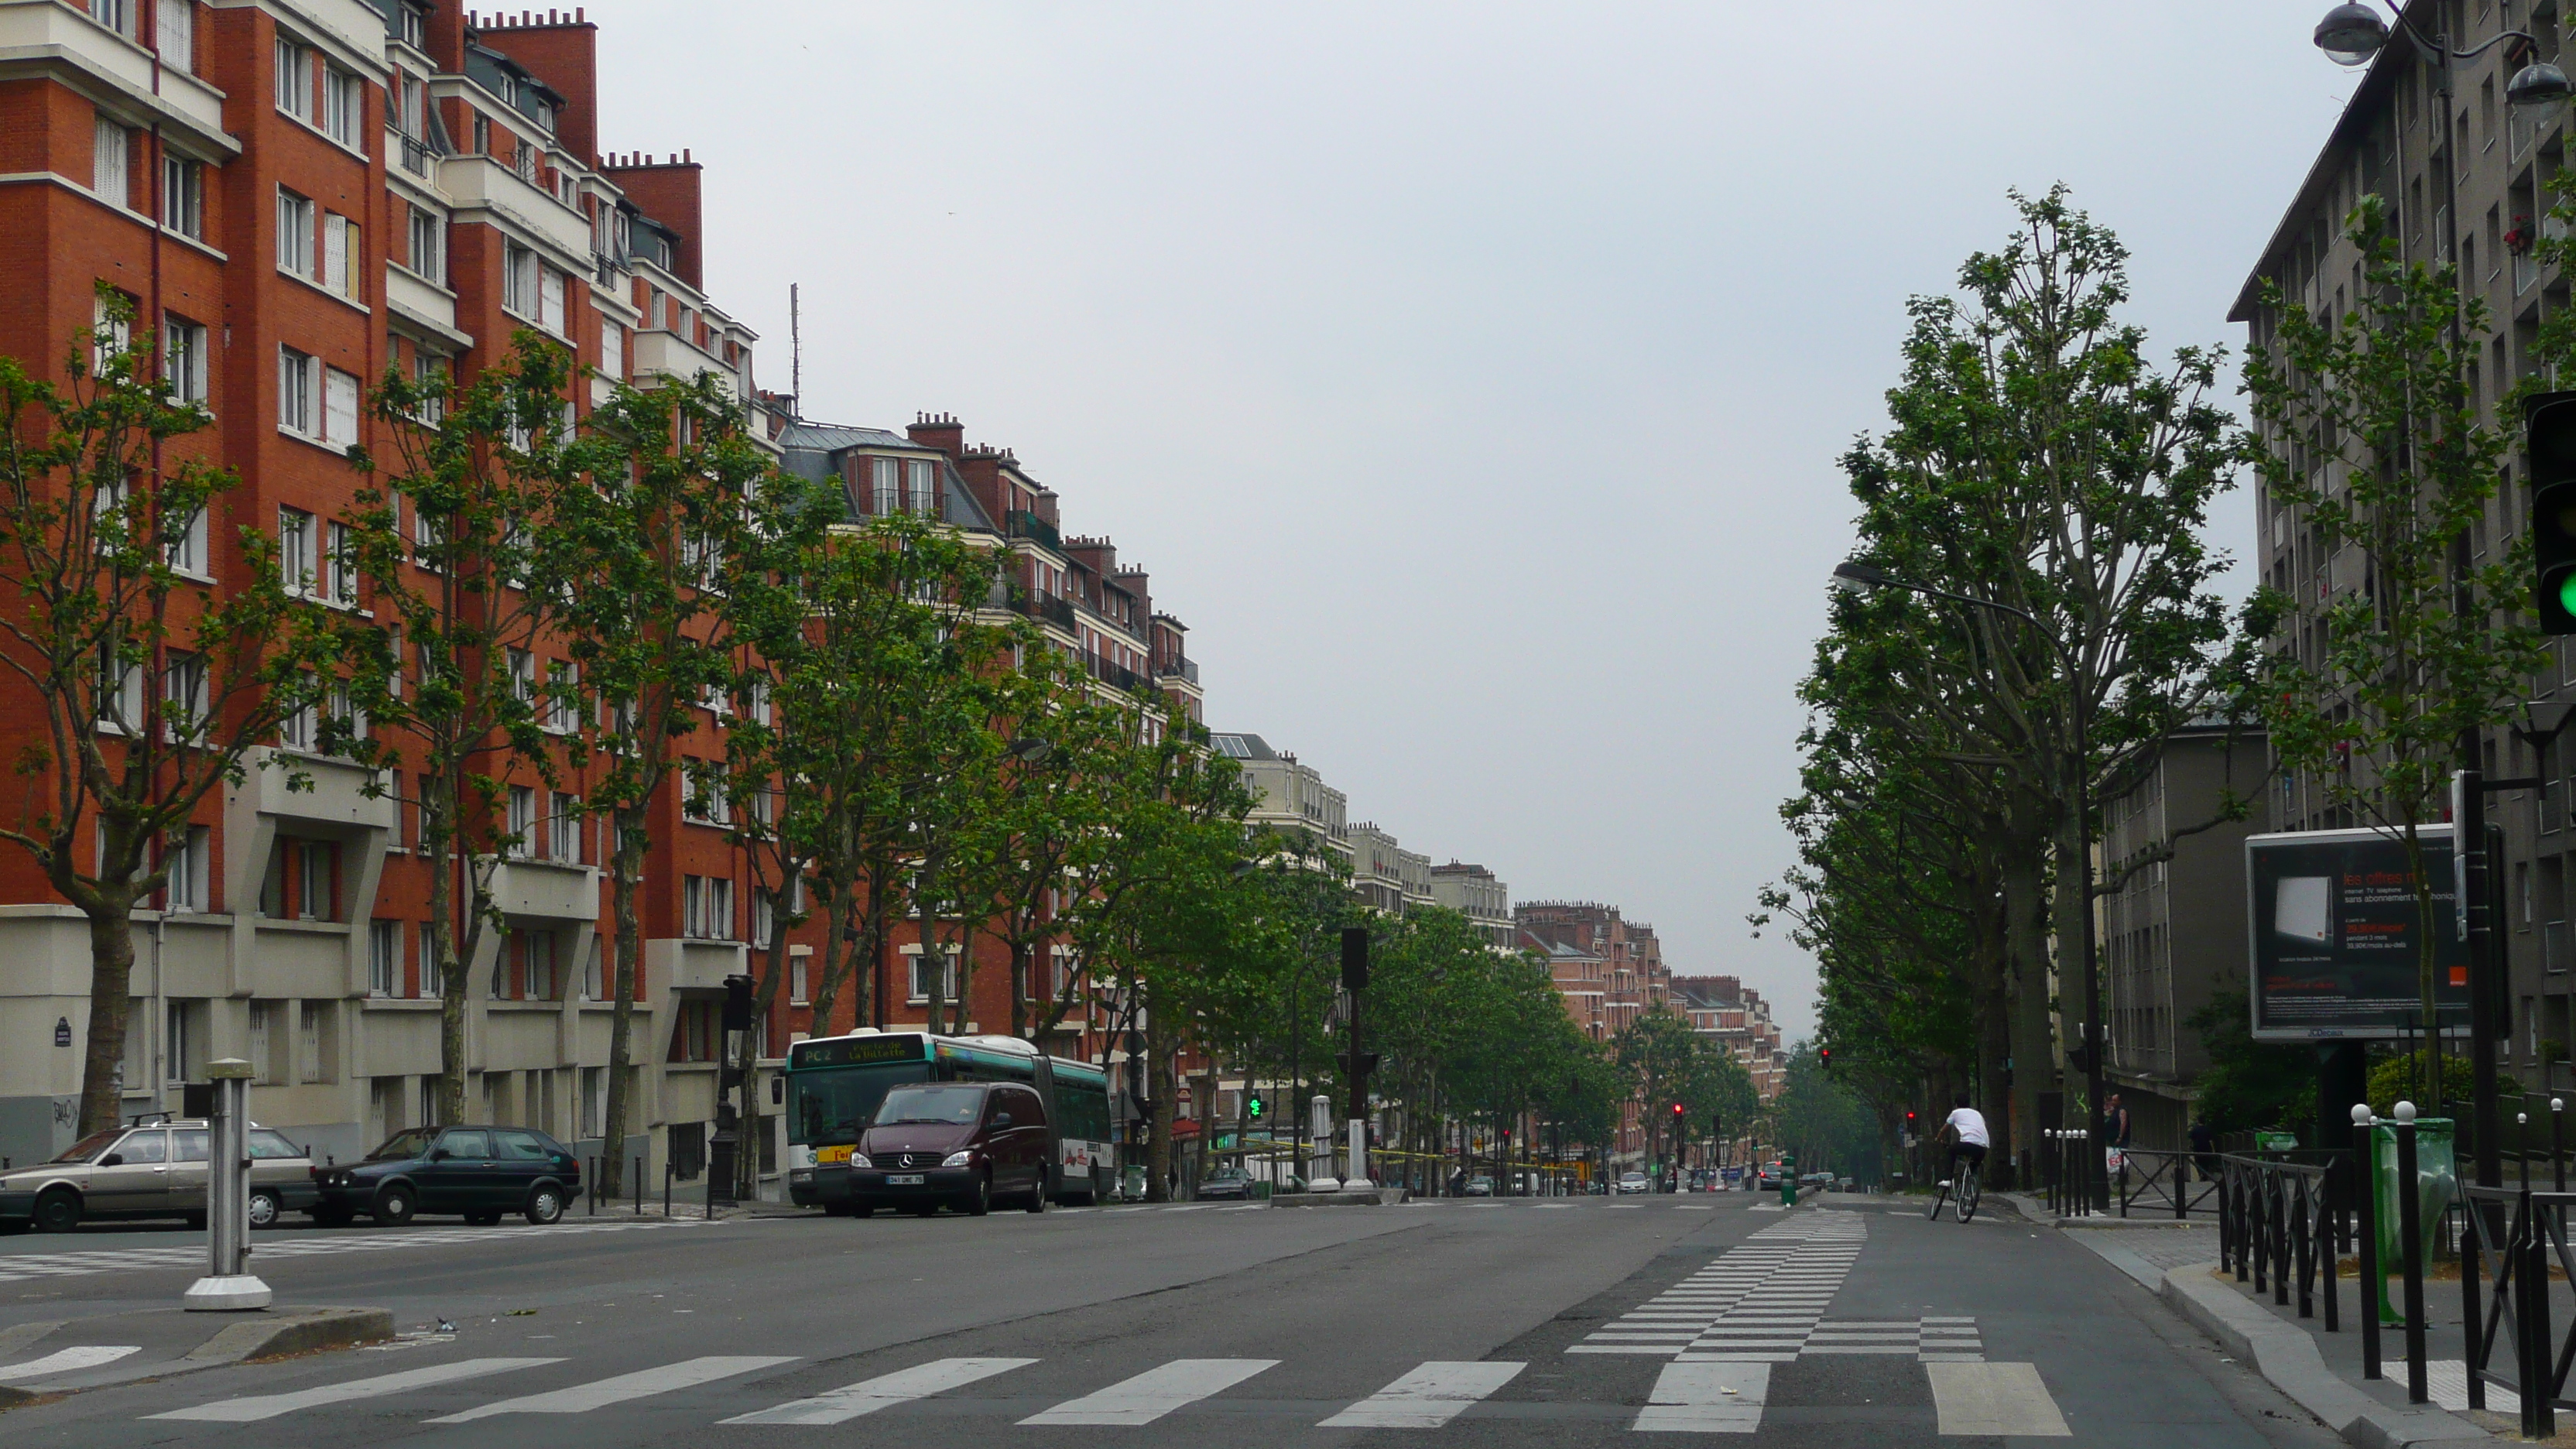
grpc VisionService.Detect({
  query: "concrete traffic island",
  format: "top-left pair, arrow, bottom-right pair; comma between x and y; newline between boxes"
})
0,1305 -> 395,1406
1269,1186 -> 1408,1207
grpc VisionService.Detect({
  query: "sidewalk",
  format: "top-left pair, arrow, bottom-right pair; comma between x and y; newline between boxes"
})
2059,1227 -> 2511,1447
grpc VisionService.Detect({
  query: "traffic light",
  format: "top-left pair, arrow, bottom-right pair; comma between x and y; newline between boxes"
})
1671,1101 -> 1685,1121
1819,1046 -> 1833,1070
1246,1094 -> 1266,1121
1341,926 -> 1370,992
2530,389 -> 2576,632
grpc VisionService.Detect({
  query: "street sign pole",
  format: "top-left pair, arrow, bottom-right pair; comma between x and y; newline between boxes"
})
183,1059 -> 269,1311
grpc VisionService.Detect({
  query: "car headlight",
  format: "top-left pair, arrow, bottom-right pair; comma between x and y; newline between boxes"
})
942,1150 -> 974,1168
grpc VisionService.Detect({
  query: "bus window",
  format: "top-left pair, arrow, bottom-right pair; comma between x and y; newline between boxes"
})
790,1064 -> 928,1144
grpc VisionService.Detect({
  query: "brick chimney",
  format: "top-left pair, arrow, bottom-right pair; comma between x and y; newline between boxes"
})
473,10 -> 600,166
906,412 -> 964,459
601,152 -> 703,289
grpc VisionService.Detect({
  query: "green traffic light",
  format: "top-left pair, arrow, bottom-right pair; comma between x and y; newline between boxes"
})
2559,571 -> 2576,619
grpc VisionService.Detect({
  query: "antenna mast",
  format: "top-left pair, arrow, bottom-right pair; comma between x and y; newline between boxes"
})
790,283 -> 802,417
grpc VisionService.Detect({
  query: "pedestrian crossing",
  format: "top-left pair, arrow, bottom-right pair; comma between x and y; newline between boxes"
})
1570,1211 -> 1940,1362
0,1216 -> 713,1285
0,1345 -> 141,1383
133,1349 -> 2071,1433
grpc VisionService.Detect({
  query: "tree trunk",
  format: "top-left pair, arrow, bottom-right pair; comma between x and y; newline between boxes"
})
741,888 -> 795,1201
2003,838 -> 2051,1170
1145,1012 -> 1177,1202
1009,937 -> 1032,1040
77,894 -> 139,1137
2051,810 -> 2092,1132
598,810 -> 646,1198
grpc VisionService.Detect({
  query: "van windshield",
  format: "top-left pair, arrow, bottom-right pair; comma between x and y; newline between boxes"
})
873,1084 -> 987,1127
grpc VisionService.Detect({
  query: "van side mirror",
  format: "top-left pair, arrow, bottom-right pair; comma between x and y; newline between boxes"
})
992,1112 -> 1014,1128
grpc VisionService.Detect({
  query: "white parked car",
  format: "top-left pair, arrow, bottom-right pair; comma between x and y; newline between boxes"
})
1615,1172 -> 1650,1194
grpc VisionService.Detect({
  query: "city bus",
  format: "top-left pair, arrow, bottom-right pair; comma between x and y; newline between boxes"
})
783,1030 -> 1115,1210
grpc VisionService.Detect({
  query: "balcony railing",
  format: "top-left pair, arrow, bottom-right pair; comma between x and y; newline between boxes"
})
1007,510 -> 1060,550
1155,656 -> 1199,684
1082,651 -> 1143,693
1010,592 -> 1077,631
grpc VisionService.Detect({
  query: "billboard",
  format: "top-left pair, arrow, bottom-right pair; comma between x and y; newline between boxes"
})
2245,826 -> 2468,1040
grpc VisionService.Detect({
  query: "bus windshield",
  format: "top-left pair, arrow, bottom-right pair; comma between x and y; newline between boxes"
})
790,1063 -> 929,1145
874,1084 -> 988,1127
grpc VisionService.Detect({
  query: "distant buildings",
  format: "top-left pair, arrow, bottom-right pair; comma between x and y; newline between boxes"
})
1516,903 -> 1670,1044
1671,975 -> 1788,1101
1429,863 -> 1515,951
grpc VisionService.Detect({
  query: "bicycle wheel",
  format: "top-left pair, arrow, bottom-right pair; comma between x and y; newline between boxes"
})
1957,1167 -> 1981,1223
1925,1181 -> 1947,1221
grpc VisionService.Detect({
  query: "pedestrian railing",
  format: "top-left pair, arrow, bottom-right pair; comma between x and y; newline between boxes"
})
2216,1152 -> 2345,1333
2112,1147 -> 2221,1220
2455,1183 -> 2574,1439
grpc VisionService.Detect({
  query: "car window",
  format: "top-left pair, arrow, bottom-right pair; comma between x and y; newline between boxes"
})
439,1130 -> 494,1158
48,1129 -> 124,1164
874,1084 -> 986,1127
170,1129 -> 209,1163
365,1127 -> 437,1161
113,1131 -> 168,1164
249,1130 -> 303,1160
495,1130 -> 552,1161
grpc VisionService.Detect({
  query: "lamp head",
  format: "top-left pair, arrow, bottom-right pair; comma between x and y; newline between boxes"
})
2509,61 -> 2574,115
2314,3 -> 2389,67
1830,560 -> 1893,594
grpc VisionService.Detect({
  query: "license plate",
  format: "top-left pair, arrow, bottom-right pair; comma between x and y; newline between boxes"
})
817,1146 -> 853,1166
887,1173 -> 925,1186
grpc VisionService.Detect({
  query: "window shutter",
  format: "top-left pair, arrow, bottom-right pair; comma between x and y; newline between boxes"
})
325,369 -> 358,445
93,115 -> 126,204
540,266 -> 565,334
323,214 -> 348,295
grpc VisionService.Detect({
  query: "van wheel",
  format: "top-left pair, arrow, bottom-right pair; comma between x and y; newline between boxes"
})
372,1184 -> 416,1226
248,1189 -> 282,1229
1026,1169 -> 1049,1214
964,1172 -> 991,1217
33,1189 -> 80,1234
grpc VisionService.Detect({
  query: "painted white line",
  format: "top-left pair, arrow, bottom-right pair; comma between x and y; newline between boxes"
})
1319,1361 -> 1523,1429
1634,1361 -> 1767,1433
1925,1361 -> 2071,1437
424,1355 -> 796,1423
721,1357 -> 1035,1426
148,1358 -> 561,1423
1019,1358 -> 1276,1426
2,1345 -> 140,1381
2425,1359 -> 2520,1413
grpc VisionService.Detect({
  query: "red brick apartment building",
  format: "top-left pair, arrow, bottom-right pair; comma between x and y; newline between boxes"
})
1516,901 -> 1671,1163
1670,975 -> 1787,1101
0,1 -> 1204,1185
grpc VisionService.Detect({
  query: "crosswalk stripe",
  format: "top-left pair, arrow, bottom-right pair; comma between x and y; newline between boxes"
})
1634,1361 -> 1766,1433
1926,1362 -> 2070,1437
1317,1361 -> 1523,1429
2425,1359 -> 2519,1413
1019,1358 -> 1276,1426
720,1357 -> 1035,1426
147,1358 -> 561,1422
423,1355 -> 796,1423
1,1345 -> 139,1381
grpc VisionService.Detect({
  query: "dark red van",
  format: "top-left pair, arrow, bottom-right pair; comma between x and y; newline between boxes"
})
844,1081 -> 1051,1216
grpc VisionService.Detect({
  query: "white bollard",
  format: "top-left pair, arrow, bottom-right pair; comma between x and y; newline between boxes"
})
183,1059 -> 270,1311
1308,1094 -> 1340,1191
1347,1118 -> 1369,1188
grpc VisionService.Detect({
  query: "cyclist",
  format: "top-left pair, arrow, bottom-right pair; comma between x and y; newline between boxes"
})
1935,1092 -> 1989,1194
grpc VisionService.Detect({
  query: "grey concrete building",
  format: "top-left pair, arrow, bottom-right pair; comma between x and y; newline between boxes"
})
2099,724 -> 2270,1149
1209,733 -> 1351,868
1429,862 -> 1516,949
2234,0 -> 2573,1093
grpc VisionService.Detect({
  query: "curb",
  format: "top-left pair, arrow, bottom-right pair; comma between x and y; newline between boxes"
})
1269,1187 -> 1410,1208
184,1306 -> 395,1366
2060,1234 -> 2484,1449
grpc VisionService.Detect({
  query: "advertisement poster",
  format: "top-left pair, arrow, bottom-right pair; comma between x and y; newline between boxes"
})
2245,827 -> 2468,1040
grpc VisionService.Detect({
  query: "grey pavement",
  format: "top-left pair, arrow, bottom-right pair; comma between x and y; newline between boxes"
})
0,1194 -> 2353,1444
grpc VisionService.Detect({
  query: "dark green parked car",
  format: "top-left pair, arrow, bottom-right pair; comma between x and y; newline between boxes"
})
310,1125 -> 581,1227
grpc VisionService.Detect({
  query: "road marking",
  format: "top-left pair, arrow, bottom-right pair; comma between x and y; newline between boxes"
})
721,1357 -> 1036,1425
2425,1359 -> 2520,1413
1019,1358 -> 1276,1425
149,1358 -> 561,1423
1926,1362 -> 2070,1437
1634,1361 -> 1766,1433
0,1345 -> 139,1381
423,1355 -> 796,1423
0,1218 -> 717,1285
1318,1361 -> 1523,1428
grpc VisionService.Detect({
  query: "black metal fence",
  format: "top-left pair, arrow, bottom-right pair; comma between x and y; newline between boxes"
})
2456,1183 -> 2576,1438
2216,1152 -> 2348,1333
2112,1147 -> 2221,1219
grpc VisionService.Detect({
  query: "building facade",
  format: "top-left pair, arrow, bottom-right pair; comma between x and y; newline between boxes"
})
1670,974 -> 1788,1101
1427,861 -> 1514,949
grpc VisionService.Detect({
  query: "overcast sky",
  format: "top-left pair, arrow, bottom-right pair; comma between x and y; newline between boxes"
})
585,2 -> 2364,1043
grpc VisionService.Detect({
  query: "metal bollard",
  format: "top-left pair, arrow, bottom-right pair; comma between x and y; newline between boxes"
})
663,1161 -> 673,1218
2556,1098 -> 2567,1195
2353,1105 -> 2380,1380
2395,1101 -> 2427,1404
633,1156 -> 643,1216
587,1157 -> 597,1214
2524,1204 -> 2556,1440
2174,1149 -> 2188,1221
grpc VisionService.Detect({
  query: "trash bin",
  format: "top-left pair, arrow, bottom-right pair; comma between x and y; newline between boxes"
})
2365,1117 -> 2456,1326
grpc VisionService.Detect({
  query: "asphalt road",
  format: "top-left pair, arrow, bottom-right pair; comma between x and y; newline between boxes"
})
0,1194 -> 2348,1445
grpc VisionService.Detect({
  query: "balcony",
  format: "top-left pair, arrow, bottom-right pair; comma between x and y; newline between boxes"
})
0,1 -> 233,147
236,748 -> 396,833
630,328 -> 738,399
1010,592 -> 1077,632
1007,511 -> 1061,550
386,128 -> 441,180
1082,652 -> 1144,694
1155,656 -> 1199,684
488,858 -> 600,923
436,151 -> 592,262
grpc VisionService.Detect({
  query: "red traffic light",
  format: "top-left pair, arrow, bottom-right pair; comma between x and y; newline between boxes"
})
1671,1101 -> 1684,1117
1819,1046 -> 1832,1069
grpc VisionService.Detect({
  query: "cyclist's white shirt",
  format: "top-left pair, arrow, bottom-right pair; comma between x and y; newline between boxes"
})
1946,1108 -> 1989,1147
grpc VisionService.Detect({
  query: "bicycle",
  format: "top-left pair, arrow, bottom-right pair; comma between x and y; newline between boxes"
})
1926,1156 -> 1982,1223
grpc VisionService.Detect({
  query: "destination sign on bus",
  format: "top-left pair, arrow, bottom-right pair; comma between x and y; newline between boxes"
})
790,1034 -> 925,1070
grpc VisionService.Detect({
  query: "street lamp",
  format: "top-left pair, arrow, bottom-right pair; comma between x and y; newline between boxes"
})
2312,3 -> 2571,111
1831,557 -> 2105,1208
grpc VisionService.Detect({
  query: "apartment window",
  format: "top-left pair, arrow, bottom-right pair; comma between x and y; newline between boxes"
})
163,652 -> 203,738
163,824 -> 209,913
323,67 -> 362,147
325,519 -> 357,604
406,204 -> 447,285
89,0 -> 135,39
523,931 -> 558,1001
247,1002 -> 275,1084
162,314 -> 207,406
276,188 -> 315,276
683,875 -> 734,940
506,647 -> 535,707
412,351 -> 449,424
539,264 -> 566,336
908,948 -> 959,1003
871,457 -> 899,516
473,113 -> 491,155
299,840 -> 333,920
508,785 -> 536,855
396,70 -> 426,139
790,952 -> 808,1004
601,320 -> 624,379
548,661 -> 581,733
279,506 -> 314,594
91,290 -> 131,372
323,214 -> 361,300
155,0 -> 192,69
324,367 -> 360,448
166,999 -> 193,1082
277,347 -> 315,435
370,920 -> 401,996
327,677 -> 365,751
503,241 -> 538,318
159,154 -> 203,238
274,39 -> 313,122
547,792 -> 582,864
92,114 -> 128,207
299,1002 -> 327,1082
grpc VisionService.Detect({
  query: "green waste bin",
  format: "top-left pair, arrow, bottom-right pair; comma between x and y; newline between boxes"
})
2365,1117 -> 2456,1327
2254,1129 -> 2300,1154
